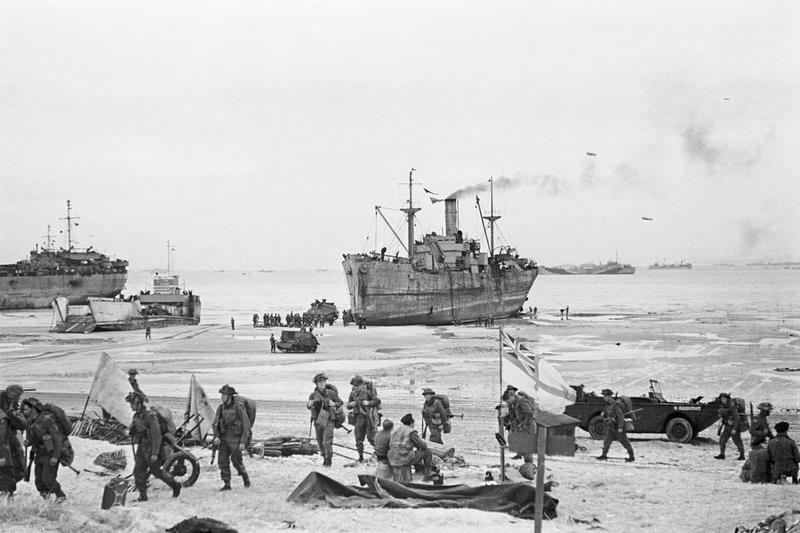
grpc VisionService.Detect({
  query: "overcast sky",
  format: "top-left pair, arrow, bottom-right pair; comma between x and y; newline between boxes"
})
2,1 -> 798,270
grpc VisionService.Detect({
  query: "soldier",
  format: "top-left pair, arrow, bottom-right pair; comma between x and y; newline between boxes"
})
252,313 -> 258,327
715,392 -> 745,460
20,398 -> 68,502
0,384 -> 27,494
502,386 -> 535,463
269,333 -> 277,353
740,434 -> 770,483
306,373 -> 343,467
126,391 -> 182,501
388,414 -> 434,481
767,421 -> 800,484
421,388 -> 449,445
347,375 -> 381,462
750,402 -> 774,444
212,385 -> 251,491
373,419 -> 393,465
230,317 -> 235,330
597,389 -> 635,462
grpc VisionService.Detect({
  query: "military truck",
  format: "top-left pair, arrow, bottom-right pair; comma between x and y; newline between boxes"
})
276,330 -> 319,353
304,299 -> 338,326
564,380 -> 722,443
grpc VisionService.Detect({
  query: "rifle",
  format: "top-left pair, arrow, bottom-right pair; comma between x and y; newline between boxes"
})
210,441 -> 218,465
24,449 -> 35,482
749,402 -> 754,431
422,418 -> 428,439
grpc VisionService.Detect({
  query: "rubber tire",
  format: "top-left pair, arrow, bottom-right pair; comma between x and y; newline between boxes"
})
665,418 -> 694,443
587,415 -> 606,440
164,450 -> 200,487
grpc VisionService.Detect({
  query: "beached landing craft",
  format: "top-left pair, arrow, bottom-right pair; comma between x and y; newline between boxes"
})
0,201 -> 128,309
342,170 -> 538,326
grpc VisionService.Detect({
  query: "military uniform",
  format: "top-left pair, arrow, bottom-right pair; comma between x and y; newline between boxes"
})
347,377 -> 381,461
213,386 -> 251,490
388,415 -> 432,479
0,387 -> 27,493
767,430 -> 800,483
716,395 -> 745,460
128,394 -> 181,500
598,390 -> 634,462
307,377 -> 343,466
740,445 -> 770,483
24,403 -> 67,500
749,403 -> 774,444
421,389 -> 448,445
503,388 -> 536,463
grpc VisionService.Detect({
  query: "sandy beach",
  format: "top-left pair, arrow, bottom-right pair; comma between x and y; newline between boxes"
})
1,308 -> 799,532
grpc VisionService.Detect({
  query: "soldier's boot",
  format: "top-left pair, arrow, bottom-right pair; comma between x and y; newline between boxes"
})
357,448 -> 364,462
714,453 -> 725,460
54,489 -> 67,503
625,451 -> 635,462
219,481 -> 231,491
242,473 -> 251,488
737,452 -> 746,461
171,481 -> 182,498
596,454 -> 608,461
322,457 -> 332,467
137,489 -> 148,502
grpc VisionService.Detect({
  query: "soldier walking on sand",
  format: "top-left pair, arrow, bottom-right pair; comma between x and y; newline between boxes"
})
421,388 -> 449,445
715,392 -> 745,460
126,391 -> 182,501
347,375 -> 381,462
21,398 -> 69,502
269,333 -> 277,353
307,373 -> 343,467
213,385 -> 251,491
597,388 -> 635,462
0,384 -> 27,498
145,326 -> 151,340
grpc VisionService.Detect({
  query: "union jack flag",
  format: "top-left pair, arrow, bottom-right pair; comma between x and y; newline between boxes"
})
500,328 -> 575,414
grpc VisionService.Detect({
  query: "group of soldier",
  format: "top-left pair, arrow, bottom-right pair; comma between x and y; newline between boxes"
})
305,373 -> 446,481
252,311 -> 332,329
0,384 -> 71,502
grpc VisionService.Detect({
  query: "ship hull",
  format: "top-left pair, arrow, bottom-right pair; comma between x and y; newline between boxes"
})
0,273 -> 126,310
342,259 -> 537,326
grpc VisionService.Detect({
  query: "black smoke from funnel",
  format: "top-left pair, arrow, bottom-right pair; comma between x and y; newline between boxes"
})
447,174 -> 568,199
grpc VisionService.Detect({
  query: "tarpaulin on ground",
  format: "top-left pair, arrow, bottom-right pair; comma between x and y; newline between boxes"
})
287,472 -> 558,520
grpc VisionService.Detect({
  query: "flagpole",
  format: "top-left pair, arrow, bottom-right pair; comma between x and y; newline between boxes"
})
534,423 -> 547,533
498,327 -> 506,482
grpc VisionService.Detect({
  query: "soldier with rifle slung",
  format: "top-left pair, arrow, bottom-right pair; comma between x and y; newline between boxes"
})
597,388 -> 635,462
715,392 -> 745,461
126,391 -> 182,501
21,398 -> 68,502
307,373 -> 343,467
347,375 -> 381,462
750,402 -> 774,444
0,384 -> 27,497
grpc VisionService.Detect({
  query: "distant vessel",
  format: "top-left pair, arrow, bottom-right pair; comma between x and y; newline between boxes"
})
649,260 -> 692,270
51,244 -> 199,332
51,274 -> 200,333
541,260 -> 635,275
0,201 -> 128,309
342,170 -> 538,325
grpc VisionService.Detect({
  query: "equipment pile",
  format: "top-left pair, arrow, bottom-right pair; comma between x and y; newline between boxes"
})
70,415 -> 131,445
247,436 -> 318,457
735,511 -> 800,533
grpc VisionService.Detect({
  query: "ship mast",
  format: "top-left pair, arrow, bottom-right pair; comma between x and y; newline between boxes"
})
41,225 -> 55,251
165,241 -> 176,274
400,168 -> 420,259
59,200 -> 80,251
482,177 -> 501,258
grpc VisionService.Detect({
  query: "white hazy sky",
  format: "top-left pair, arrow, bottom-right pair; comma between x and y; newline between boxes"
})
2,1 -> 798,270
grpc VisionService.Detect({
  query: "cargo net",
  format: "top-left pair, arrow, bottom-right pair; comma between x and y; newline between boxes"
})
247,436 -> 319,458
71,416 -> 131,445
93,449 -> 128,471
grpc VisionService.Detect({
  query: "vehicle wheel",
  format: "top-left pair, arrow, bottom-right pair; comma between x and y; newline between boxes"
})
587,415 -> 606,440
164,450 -> 200,487
665,418 -> 694,443
311,345 -> 317,352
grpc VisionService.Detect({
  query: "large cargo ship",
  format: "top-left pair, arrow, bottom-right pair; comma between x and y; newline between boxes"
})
0,201 -> 128,309
342,170 -> 538,326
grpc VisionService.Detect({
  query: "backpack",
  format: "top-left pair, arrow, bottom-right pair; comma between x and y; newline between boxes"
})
733,397 -> 749,430
434,394 -> 454,433
59,438 -> 75,466
324,384 -> 346,428
616,395 -> 636,431
236,396 -> 256,429
43,404 -> 73,435
150,405 -> 177,437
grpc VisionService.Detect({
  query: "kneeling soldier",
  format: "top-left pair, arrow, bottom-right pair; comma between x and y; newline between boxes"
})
213,384 -> 251,490
21,398 -> 67,502
126,391 -> 181,501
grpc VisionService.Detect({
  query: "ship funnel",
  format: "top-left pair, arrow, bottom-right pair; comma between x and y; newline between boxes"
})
444,197 -> 459,237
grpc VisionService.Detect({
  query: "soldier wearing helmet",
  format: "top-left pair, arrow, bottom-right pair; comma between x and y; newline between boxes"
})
346,375 -> 381,462
421,388 -> 448,445
212,384 -> 251,491
21,398 -> 68,502
715,392 -> 745,461
0,384 -> 27,497
307,373 -> 343,467
750,402 -> 775,444
126,391 -> 182,501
